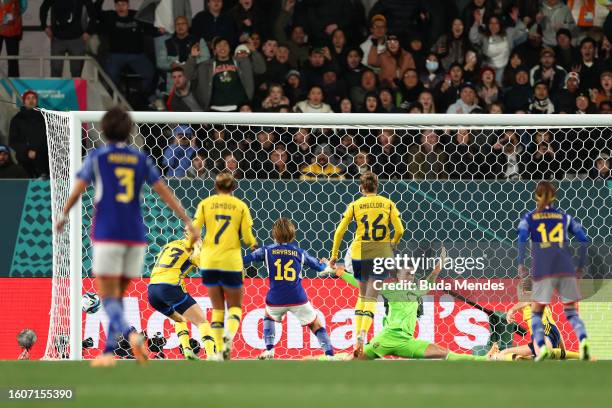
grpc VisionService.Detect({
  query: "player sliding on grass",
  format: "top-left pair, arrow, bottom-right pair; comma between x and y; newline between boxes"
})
322,247 -> 497,361
244,218 -> 335,360
55,107 -> 195,367
193,172 -> 258,360
330,172 -> 404,356
517,181 -> 590,361
148,230 -> 217,360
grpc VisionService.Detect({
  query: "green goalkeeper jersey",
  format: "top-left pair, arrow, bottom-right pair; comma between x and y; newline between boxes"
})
340,273 -> 426,336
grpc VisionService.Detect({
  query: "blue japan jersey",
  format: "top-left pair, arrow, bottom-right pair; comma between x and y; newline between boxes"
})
517,206 -> 589,279
77,143 -> 161,244
243,243 -> 327,306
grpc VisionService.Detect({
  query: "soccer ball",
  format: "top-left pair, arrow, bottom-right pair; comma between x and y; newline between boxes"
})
81,292 -> 101,314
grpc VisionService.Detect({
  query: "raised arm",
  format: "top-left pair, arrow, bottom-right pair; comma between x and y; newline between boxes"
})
517,215 -> 530,276
240,206 -> 258,250
244,247 -> 265,264
330,204 -> 354,264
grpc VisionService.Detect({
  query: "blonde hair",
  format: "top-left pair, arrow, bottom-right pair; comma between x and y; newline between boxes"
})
534,181 -> 556,212
272,217 -> 296,243
215,172 -> 236,193
360,171 -> 378,193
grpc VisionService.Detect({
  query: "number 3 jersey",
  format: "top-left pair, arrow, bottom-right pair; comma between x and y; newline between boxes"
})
150,239 -> 200,290
243,243 -> 327,306
76,143 -> 161,244
517,206 -> 588,280
193,194 -> 257,272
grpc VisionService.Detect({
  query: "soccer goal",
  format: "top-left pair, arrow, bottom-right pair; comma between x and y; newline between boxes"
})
42,111 -> 612,360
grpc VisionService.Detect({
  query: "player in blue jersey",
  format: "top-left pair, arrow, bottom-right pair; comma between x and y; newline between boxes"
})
55,107 -> 195,367
243,218 -> 335,360
517,181 -> 590,361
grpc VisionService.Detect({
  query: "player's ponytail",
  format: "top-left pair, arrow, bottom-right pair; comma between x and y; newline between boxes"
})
534,181 -> 556,212
272,218 -> 296,244
215,172 -> 237,193
360,171 -> 378,194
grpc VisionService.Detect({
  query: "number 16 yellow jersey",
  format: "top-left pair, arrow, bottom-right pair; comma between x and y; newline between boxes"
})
193,193 -> 257,272
331,194 -> 404,260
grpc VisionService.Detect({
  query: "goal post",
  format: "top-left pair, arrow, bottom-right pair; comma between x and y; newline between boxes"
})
42,111 -> 612,360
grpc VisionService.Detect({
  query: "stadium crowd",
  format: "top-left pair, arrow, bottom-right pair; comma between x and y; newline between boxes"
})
1,0 -> 611,180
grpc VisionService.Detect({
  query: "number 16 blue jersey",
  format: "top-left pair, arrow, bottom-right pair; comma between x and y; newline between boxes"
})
77,143 -> 161,244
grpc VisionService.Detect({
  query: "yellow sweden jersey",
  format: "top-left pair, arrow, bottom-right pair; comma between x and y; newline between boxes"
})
193,194 -> 257,272
332,194 -> 404,260
150,239 -> 200,290
523,305 -> 557,336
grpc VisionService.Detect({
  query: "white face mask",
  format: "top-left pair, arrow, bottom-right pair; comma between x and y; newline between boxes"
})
426,60 -> 439,72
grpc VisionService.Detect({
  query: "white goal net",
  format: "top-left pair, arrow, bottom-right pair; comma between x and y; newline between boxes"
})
42,111 -> 612,360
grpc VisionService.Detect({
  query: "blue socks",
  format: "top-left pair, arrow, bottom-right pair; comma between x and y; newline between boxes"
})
314,327 -> 334,356
565,308 -> 587,341
531,311 -> 546,348
103,297 -> 129,354
263,317 -> 276,351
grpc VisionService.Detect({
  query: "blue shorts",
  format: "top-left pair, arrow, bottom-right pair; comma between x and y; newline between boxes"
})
352,259 -> 391,282
147,284 -> 197,317
528,323 -> 562,356
201,270 -> 243,288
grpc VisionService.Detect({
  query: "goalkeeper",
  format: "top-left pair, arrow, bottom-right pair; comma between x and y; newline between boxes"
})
322,248 -> 496,361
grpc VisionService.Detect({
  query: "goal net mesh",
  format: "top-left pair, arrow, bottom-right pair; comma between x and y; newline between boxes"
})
42,112 -> 612,360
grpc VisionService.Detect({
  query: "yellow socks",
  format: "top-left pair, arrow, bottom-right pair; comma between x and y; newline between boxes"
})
175,321 -> 191,351
227,306 -> 242,341
198,321 -> 216,357
551,348 -> 579,360
211,309 -> 225,352
360,299 -> 377,340
354,296 -> 365,341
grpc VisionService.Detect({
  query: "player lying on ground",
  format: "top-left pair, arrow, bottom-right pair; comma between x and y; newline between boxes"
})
517,181 -> 590,361
243,218 -> 335,360
322,247 -> 497,360
330,171 -> 404,356
148,230 -> 218,360
55,107 -> 195,366
193,172 -> 258,360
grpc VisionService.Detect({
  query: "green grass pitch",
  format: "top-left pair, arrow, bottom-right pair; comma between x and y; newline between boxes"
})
1,360 -> 611,408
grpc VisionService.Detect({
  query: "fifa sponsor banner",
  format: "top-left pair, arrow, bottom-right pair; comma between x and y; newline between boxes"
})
1,78 -> 87,111
0,278 -> 578,360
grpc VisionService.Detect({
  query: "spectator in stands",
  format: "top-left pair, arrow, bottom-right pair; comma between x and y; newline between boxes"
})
166,66 -> 201,111
379,88 -> 401,113
329,28 -> 348,72
360,91 -> 385,113
360,14 -> 387,71
345,149 -> 372,178
191,0 -> 238,48
185,151 -> 211,179
553,71 -> 580,113
447,129 -> 479,179
589,154 -> 610,180
514,31 -> 543,70
0,0 -> 25,77
446,82 -> 482,113
274,0 -> 309,69
372,129 -> 406,179
369,0 -> 421,42
299,144 -> 344,180
40,0 -> 95,77
489,101 -> 504,113
293,85 -> 333,113
321,67 -> 346,110
526,140 -> 557,180
593,71 -> 612,106
528,81 -> 555,114
503,66 -> 532,113
408,129 -> 448,180
0,144 -> 27,178
484,130 -> 524,180
289,128 -> 313,172
96,0 -> 156,96
261,83 -> 290,111
230,0 -> 265,43
368,34 -> 415,89
434,62 -> 464,112
206,127 -> 237,167
553,28 -> 579,72
335,132 -> 359,168
217,151 -> 243,178
284,70 -> 306,106
418,90 -> 436,113
477,66 -> 502,107
432,17 -> 469,71
574,91 -> 597,114
533,0 -> 576,48
163,125 -> 196,177
469,9 -> 527,83
421,52 -> 445,90
301,47 -> 330,89
256,39 -> 282,92
339,97 -> 353,113
184,36 -> 264,112
157,16 -> 209,91
266,144 -> 296,179
396,68 -> 423,107
350,70 -> 379,111
461,0 -> 490,31
462,48 -> 481,83
407,101 -> 424,113
344,47 -> 367,90
501,51 -> 524,87
529,48 -> 567,95
575,37 -> 606,92
9,91 -> 49,178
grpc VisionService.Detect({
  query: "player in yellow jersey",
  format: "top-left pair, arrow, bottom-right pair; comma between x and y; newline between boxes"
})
148,231 -> 218,360
329,172 -> 405,356
193,172 -> 258,360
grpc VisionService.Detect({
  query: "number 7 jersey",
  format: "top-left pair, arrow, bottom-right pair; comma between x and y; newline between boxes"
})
76,143 -> 161,244
332,194 -> 405,260
193,194 -> 257,272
